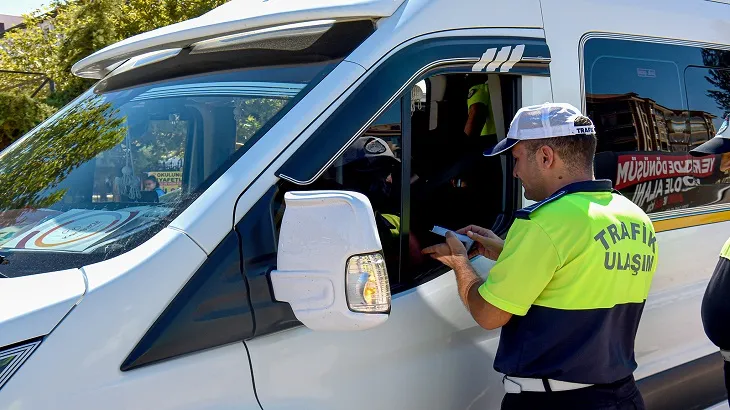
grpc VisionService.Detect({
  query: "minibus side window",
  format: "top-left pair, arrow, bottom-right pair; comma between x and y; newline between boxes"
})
584,38 -> 730,214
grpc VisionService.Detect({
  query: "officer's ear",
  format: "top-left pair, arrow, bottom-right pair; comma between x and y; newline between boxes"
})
535,144 -> 556,170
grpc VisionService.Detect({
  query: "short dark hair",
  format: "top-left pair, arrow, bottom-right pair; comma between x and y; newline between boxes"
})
145,175 -> 160,188
522,116 -> 597,173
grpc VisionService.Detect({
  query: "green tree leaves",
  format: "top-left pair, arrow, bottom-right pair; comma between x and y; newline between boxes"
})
0,92 -> 55,148
0,0 -> 226,108
0,95 -> 125,210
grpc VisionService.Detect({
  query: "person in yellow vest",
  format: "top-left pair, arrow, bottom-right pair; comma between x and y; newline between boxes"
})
424,103 -> 657,410
690,114 -> 730,406
436,80 -> 503,228
465,81 -> 497,138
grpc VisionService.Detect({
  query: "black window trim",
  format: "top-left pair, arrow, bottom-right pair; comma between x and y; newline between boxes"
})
120,230 -> 254,371
398,92 -> 412,287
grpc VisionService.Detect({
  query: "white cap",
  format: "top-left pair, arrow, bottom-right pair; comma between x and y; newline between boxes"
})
484,102 -> 596,156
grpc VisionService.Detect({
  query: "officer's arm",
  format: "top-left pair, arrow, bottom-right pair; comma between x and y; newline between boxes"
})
452,258 -> 512,330
422,233 -> 512,330
464,103 -> 488,138
424,220 -> 559,329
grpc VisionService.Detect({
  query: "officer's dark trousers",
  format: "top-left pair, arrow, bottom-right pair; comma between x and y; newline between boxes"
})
501,375 -> 645,410
700,256 -> 730,405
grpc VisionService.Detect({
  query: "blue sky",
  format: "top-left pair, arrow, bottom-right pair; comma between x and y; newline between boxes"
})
0,0 -> 49,16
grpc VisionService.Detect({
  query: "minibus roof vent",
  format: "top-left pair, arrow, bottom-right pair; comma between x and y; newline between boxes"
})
72,0 -> 405,79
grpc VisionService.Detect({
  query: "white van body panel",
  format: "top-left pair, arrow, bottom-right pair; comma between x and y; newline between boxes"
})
246,257 -> 504,410
0,229 -> 258,409
347,0 -> 542,70
1,342 -> 257,410
72,0 -> 405,78
0,269 -> 85,348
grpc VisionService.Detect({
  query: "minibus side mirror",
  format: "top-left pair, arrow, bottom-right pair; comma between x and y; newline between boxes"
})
270,191 -> 390,331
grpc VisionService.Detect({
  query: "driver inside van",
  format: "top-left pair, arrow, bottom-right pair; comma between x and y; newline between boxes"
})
339,136 -> 400,216
337,136 -> 404,276
338,135 -> 431,279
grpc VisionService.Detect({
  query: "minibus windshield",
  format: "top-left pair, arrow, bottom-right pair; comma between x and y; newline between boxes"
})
0,60 -> 337,278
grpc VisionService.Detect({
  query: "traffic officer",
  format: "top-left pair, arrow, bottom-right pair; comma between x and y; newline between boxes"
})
465,80 -> 498,139
423,102 -> 658,410
442,79 -> 503,226
690,114 -> 730,405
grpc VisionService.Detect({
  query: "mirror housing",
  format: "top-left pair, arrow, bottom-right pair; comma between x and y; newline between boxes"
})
270,191 -> 391,331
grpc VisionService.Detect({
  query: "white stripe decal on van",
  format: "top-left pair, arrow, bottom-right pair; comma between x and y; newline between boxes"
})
471,48 -> 497,72
499,44 -> 526,72
486,46 -> 512,72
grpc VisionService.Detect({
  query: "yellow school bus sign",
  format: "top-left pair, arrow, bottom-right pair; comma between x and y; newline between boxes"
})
147,171 -> 183,193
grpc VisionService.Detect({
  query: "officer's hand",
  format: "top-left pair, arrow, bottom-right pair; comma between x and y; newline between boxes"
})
421,232 -> 469,269
457,225 -> 504,261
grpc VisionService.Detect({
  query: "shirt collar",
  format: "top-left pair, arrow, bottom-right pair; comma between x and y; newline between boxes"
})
554,179 -> 614,196
515,179 -> 617,220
